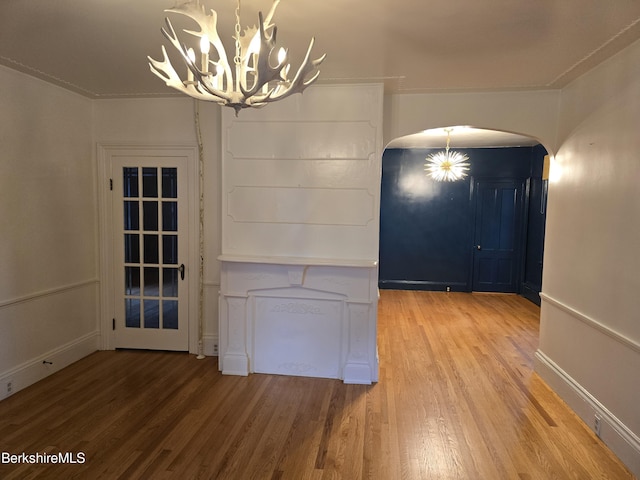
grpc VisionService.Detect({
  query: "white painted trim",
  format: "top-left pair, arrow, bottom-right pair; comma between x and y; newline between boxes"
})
188,147 -> 202,356
218,254 -> 377,268
97,143 -> 115,351
0,332 -> 99,401
540,292 -> 640,354
96,144 -> 200,353
0,279 -> 98,309
535,350 -> 640,476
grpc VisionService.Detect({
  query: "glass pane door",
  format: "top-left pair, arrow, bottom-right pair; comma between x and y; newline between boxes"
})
112,157 -> 189,351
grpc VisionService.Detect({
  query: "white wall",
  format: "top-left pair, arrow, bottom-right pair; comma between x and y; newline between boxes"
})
0,65 -> 98,398
383,89 -> 561,153
92,98 -> 223,355
536,39 -> 640,475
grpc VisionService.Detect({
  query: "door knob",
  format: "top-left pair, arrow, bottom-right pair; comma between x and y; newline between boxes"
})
178,264 -> 185,280
476,245 -> 482,250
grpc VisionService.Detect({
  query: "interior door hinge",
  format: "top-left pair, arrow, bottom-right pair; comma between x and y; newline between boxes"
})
109,178 -> 113,191
112,318 -> 116,330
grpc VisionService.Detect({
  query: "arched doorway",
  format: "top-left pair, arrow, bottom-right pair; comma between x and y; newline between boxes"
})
379,126 -> 550,304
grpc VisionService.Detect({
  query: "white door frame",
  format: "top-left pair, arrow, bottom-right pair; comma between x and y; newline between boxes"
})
97,144 -> 200,353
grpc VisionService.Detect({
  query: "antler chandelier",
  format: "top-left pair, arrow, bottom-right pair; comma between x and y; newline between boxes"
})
148,0 -> 326,115
424,129 -> 470,182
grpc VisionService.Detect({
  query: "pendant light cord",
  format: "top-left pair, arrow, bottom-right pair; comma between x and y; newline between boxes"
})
445,128 -> 451,156
194,99 -> 206,360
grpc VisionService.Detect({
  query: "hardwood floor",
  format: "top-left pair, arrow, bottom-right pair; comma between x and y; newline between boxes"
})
0,291 -> 634,479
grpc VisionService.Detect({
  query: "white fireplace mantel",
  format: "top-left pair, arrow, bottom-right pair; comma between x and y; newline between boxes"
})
218,255 -> 379,384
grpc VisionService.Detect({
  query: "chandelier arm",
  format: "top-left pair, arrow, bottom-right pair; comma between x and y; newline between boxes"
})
192,70 -> 234,103
237,0 -> 279,55
262,0 -> 281,29
160,19 -> 210,85
166,4 -> 233,88
239,14 -> 286,98
151,24 -> 203,93
149,53 -> 228,102
253,37 -> 325,104
148,45 -> 184,89
150,21 -> 232,103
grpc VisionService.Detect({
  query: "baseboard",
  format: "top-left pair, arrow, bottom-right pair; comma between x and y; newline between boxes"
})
343,363 -> 373,385
201,334 -> 219,356
535,350 -> 640,477
520,282 -> 541,305
0,331 -> 99,401
378,280 -> 468,292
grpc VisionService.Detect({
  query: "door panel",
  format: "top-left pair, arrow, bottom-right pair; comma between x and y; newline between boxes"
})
472,180 -> 524,292
112,158 -> 189,351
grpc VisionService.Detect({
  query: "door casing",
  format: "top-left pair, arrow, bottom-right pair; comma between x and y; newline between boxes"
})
97,144 -> 199,353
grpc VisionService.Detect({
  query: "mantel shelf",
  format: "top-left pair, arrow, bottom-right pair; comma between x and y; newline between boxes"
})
218,254 -> 378,268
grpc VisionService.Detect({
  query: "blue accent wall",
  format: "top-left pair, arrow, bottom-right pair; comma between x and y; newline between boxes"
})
379,145 -> 547,301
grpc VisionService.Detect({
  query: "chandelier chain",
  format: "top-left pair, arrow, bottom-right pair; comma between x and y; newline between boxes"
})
234,0 -> 242,66
445,128 -> 451,155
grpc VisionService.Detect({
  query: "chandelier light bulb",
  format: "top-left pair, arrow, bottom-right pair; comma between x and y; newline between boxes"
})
186,48 -> 196,82
187,48 -> 196,63
277,47 -> 287,64
200,35 -> 211,54
248,34 -> 261,56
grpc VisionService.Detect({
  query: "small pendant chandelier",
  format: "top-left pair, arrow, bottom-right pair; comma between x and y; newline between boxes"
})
424,128 -> 470,181
148,0 -> 326,115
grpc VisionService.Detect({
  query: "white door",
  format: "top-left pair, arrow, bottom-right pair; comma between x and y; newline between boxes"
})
111,155 -> 190,351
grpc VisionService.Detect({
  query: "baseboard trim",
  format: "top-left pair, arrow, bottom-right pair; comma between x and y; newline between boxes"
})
520,282 -> 541,306
0,331 -> 99,401
378,280 -> 468,291
535,350 -> 640,476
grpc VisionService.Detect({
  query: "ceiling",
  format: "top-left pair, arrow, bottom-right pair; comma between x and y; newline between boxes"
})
2,0 -> 640,146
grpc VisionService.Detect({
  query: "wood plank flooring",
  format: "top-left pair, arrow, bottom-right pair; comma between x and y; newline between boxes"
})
0,291 -> 634,479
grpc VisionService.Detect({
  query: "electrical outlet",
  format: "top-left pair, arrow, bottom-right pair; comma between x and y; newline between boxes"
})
594,414 -> 602,438
2,378 -> 14,399
213,344 -> 219,355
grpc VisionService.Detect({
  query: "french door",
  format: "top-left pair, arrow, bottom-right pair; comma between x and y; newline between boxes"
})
111,155 -> 190,351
